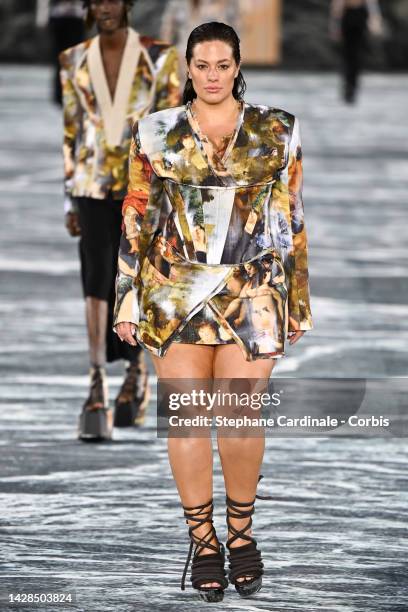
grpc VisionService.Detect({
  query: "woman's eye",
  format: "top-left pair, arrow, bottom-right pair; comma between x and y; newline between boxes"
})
220,65 -> 230,70
197,65 -> 206,70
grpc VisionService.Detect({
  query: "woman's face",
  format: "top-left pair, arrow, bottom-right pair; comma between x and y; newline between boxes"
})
188,40 -> 239,105
198,324 -> 217,343
244,263 -> 256,277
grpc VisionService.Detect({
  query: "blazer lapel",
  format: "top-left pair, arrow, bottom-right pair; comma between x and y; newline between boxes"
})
87,28 -> 142,147
72,41 -> 99,121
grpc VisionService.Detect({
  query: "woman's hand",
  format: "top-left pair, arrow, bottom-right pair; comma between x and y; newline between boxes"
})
116,322 -> 138,346
368,14 -> 384,37
287,330 -> 305,345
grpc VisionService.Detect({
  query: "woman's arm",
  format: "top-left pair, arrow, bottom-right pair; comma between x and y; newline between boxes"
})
223,297 -> 243,320
36,0 -> 50,27
329,0 -> 345,41
113,123 -> 160,340
366,0 -> 384,36
366,0 -> 381,17
286,117 -> 313,332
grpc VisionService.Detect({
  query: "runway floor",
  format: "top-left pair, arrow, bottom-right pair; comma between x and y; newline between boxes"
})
0,66 -> 407,611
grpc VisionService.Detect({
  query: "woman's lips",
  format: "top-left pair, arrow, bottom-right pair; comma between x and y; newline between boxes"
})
205,87 -> 221,93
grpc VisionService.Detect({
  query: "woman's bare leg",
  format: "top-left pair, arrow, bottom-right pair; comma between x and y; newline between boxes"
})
213,344 -> 276,582
85,297 -> 108,367
151,343 -> 221,588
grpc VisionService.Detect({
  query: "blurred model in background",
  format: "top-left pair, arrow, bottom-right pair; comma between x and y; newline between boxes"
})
160,0 -> 243,72
329,0 -> 384,103
59,0 -> 180,441
36,0 -> 86,105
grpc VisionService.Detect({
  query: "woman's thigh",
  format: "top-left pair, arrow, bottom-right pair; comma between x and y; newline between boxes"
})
151,345 -> 216,432
150,343 -> 215,379
213,345 -> 276,435
213,344 -> 276,379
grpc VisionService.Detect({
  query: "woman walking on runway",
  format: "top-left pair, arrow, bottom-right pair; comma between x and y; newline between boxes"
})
329,0 -> 384,103
115,22 -> 313,601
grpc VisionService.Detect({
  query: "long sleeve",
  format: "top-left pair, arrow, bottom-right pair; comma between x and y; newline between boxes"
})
113,124 -> 160,327
59,49 -> 81,213
152,45 -> 181,112
286,117 -> 313,331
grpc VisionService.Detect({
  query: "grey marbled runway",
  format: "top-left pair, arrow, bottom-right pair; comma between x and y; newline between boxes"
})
0,67 -> 407,611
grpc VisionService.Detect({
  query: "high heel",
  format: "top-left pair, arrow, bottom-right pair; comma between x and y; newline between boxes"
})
226,474 -> 272,598
181,499 -> 229,602
78,366 -> 112,442
113,355 -> 150,428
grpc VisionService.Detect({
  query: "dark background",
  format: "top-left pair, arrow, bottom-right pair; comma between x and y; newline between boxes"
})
1,0 -> 407,69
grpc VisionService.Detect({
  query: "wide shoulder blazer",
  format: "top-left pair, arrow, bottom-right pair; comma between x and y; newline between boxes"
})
59,28 -> 180,208
114,103 -> 313,359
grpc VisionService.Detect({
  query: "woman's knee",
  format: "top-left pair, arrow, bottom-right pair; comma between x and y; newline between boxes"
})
217,435 -> 262,455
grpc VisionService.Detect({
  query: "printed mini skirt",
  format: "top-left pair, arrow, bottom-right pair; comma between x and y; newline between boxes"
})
135,235 -> 289,362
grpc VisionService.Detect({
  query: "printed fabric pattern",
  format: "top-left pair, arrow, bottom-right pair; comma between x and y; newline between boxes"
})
114,103 -> 313,361
59,29 -> 180,202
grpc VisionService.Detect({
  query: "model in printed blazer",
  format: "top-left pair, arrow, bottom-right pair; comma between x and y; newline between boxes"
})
59,0 -> 180,441
115,22 -> 313,603
113,75 -> 312,362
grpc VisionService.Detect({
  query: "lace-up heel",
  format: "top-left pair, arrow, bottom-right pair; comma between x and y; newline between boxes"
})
226,475 -> 272,597
181,499 -> 229,602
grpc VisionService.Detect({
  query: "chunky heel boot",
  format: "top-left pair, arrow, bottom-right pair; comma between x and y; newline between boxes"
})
114,354 -> 150,428
78,366 -> 112,442
181,499 -> 229,602
226,475 -> 272,598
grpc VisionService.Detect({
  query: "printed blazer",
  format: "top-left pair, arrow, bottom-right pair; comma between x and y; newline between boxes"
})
59,28 -> 180,210
114,103 -> 313,361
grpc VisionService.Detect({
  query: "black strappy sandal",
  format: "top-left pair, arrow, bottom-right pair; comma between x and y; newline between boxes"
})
226,475 -> 272,598
180,499 -> 229,602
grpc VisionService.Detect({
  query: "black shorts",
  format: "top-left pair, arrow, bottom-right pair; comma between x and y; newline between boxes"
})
77,196 -> 123,301
76,196 -> 141,363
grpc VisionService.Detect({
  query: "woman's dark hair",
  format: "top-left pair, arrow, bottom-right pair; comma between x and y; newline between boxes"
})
183,22 -> 246,105
83,0 -> 134,29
